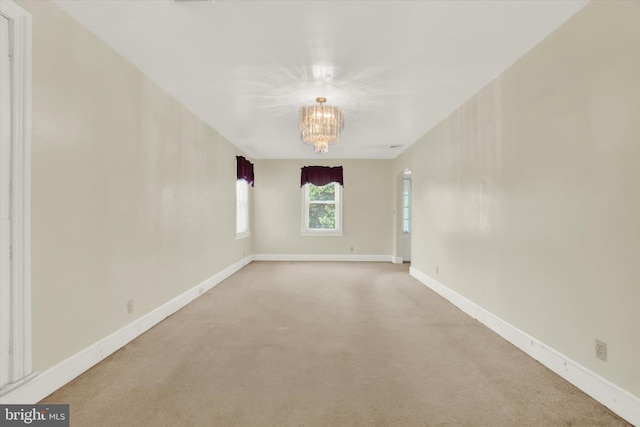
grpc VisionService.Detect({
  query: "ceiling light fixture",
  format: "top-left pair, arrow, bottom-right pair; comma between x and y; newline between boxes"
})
299,97 -> 343,154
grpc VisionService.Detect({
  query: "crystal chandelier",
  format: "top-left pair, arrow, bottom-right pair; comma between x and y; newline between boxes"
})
299,97 -> 343,154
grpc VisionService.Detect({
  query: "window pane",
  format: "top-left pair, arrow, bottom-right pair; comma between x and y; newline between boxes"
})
308,203 -> 336,229
309,183 -> 335,201
236,180 -> 249,234
403,178 -> 410,233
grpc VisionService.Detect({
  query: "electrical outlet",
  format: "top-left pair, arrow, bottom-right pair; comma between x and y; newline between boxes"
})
595,339 -> 607,362
127,299 -> 134,314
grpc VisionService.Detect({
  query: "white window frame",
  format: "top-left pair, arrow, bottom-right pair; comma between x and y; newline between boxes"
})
301,182 -> 343,236
235,179 -> 250,239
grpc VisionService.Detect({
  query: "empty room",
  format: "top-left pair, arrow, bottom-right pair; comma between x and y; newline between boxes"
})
0,0 -> 638,425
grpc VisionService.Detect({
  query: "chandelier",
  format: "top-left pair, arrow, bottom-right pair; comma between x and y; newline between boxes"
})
299,97 -> 343,154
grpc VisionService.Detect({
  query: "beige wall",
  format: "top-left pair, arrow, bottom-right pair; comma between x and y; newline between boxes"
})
18,0 -> 251,372
394,1 -> 640,397
253,159 -> 393,257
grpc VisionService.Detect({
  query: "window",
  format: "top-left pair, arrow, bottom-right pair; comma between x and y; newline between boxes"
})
236,179 -> 249,238
403,178 -> 411,233
235,155 -> 253,239
302,182 -> 342,235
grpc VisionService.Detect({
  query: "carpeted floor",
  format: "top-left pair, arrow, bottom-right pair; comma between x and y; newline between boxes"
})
41,262 -> 630,426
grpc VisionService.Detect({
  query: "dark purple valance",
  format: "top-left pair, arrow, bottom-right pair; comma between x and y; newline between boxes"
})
236,156 -> 254,186
300,166 -> 343,187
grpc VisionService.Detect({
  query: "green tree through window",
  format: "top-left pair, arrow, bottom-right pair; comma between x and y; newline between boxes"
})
308,183 -> 336,229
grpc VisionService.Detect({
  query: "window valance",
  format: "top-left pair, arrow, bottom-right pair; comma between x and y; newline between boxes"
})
236,156 -> 254,186
300,166 -> 343,187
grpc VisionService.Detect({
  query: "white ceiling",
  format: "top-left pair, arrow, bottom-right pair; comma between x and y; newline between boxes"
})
53,0 -> 588,159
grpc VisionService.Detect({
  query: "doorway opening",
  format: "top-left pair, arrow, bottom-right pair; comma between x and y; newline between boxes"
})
0,0 -> 33,395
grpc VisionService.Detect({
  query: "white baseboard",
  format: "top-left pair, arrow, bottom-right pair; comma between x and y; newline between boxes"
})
392,256 -> 403,264
0,256 -> 253,404
410,267 -> 640,426
252,254 -> 394,262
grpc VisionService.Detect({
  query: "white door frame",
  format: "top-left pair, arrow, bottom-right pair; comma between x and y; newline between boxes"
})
0,0 -> 32,395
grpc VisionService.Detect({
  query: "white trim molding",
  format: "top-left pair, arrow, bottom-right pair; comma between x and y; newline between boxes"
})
410,266 -> 640,426
0,0 -> 32,394
0,256 -> 252,404
252,254 -> 394,262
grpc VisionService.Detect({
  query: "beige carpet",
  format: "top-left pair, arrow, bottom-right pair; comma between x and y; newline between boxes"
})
41,262 -> 630,426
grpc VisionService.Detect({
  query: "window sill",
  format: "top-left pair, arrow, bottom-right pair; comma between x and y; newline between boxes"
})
236,231 -> 251,240
301,231 -> 343,237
